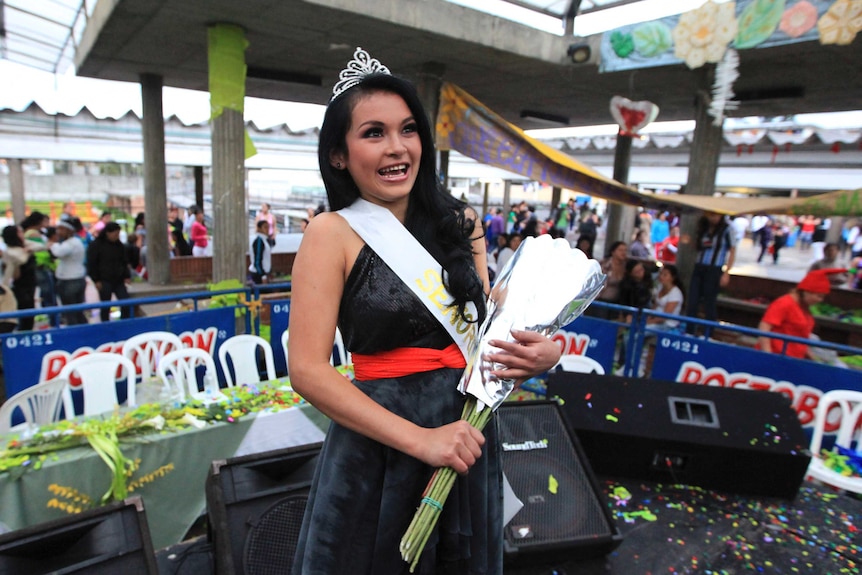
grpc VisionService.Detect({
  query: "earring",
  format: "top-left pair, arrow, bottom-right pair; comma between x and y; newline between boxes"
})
336,162 -> 342,169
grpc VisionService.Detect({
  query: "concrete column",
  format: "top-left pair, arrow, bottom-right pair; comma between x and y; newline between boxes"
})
140,74 -> 170,285
194,166 -> 205,209
211,107 -> 247,283
482,182 -> 490,217
416,62 -> 445,135
677,78 -> 725,292
8,159 -> 25,224
208,23 -> 249,284
604,133 -> 637,257
503,181 -> 512,218
438,150 -> 450,190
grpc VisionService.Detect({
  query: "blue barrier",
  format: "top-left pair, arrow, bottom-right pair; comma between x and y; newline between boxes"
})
2,285 -> 860,433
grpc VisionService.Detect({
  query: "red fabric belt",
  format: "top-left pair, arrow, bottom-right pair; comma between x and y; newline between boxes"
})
352,343 -> 466,380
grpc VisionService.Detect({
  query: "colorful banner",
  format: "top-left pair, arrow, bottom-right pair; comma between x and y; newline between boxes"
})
650,331 -> 861,430
267,299 -> 291,374
436,83 -> 645,206
555,315 -> 620,374
1,307 -> 237,398
600,0 -> 841,74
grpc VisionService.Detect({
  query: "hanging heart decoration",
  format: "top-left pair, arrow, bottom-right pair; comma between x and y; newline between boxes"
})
610,96 -> 659,136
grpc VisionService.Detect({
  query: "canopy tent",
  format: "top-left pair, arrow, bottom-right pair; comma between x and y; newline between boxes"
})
435,82 -> 862,217
646,188 -> 862,217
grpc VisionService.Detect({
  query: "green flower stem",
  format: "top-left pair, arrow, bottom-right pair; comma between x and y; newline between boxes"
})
400,396 -> 494,571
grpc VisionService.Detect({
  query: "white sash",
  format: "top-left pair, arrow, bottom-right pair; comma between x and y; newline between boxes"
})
338,199 -> 478,361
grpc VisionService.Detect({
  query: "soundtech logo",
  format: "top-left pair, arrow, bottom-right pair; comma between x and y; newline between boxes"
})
502,438 -> 549,451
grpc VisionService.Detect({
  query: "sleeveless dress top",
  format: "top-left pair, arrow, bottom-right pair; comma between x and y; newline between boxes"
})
292,245 -> 503,575
338,245 -> 452,354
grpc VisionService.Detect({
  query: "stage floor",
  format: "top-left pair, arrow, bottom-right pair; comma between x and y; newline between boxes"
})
155,478 -> 861,574
506,477 -> 861,575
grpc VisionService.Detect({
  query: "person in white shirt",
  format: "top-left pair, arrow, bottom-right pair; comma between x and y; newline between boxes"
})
750,214 -> 769,247
495,233 -> 522,274
730,215 -> 749,245
648,264 -> 685,330
49,219 -> 88,325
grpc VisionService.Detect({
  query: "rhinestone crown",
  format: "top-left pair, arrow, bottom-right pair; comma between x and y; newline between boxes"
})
331,47 -> 391,101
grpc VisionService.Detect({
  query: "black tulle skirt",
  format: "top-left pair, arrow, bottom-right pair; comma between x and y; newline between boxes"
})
291,367 -> 503,575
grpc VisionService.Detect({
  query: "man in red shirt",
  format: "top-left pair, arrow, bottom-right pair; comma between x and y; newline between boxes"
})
757,268 -> 844,359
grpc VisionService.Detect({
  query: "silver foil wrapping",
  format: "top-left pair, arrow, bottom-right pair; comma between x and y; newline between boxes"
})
458,234 -> 607,411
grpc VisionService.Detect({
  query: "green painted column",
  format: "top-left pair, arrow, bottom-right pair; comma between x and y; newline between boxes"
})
208,23 -> 255,284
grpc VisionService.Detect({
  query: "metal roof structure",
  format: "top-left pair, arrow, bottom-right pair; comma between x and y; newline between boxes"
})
2,0 -> 860,132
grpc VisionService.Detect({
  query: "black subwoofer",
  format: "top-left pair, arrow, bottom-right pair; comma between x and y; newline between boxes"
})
206,442 -> 321,575
0,496 -> 158,575
497,401 -> 622,564
547,373 -> 811,499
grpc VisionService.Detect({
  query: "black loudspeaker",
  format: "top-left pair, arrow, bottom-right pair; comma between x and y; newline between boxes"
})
206,442 -> 321,575
497,401 -> 622,564
0,496 -> 158,575
547,373 -> 811,499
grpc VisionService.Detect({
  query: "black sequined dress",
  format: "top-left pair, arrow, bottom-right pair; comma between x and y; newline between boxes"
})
292,245 -> 502,575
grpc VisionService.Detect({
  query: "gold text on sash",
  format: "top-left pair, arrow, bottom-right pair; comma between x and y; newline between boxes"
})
416,269 -> 477,350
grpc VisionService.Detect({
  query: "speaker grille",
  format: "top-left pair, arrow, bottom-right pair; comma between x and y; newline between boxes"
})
498,403 -> 613,552
243,495 -> 307,575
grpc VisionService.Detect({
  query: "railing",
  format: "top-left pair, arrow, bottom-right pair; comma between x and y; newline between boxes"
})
1,285 -> 859,379
0,282 -> 294,335
587,301 -> 862,378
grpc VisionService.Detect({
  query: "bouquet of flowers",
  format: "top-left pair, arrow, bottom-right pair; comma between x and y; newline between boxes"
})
399,234 -> 606,570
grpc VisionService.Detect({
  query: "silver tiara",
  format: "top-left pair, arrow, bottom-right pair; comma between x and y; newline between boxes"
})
331,47 -> 391,101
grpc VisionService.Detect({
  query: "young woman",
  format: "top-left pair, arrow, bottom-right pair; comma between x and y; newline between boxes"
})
255,202 -> 277,246
189,210 -> 208,257
2,225 -> 37,332
648,264 -> 685,330
288,52 -> 560,574
618,259 -> 653,318
594,241 -> 628,316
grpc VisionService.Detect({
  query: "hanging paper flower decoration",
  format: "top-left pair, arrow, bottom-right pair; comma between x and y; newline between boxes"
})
672,1 -> 739,69
817,0 -> 862,46
632,21 -> 674,57
610,30 -> 635,57
779,0 -> 818,38
735,0 -> 786,49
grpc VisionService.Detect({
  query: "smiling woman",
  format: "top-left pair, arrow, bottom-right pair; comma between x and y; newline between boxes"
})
286,49 -> 560,574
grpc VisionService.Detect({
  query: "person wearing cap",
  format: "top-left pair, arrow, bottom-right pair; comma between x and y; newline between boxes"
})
757,268 -> 845,359
50,218 -> 88,325
86,221 -> 131,322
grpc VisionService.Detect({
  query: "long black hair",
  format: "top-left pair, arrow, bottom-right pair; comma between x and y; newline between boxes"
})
661,264 -> 686,300
2,225 -> 22,247
318,73 -> 485,324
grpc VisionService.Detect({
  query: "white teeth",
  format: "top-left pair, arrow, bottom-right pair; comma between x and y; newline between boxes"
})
379,164 -> 406,174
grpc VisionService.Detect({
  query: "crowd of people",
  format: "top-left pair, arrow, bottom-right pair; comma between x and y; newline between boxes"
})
480,196 -> 860,369
0,201 -> 221,330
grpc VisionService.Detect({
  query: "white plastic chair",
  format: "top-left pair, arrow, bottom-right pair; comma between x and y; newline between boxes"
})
806,389 -> 862,494
158,348 -> 219,400
218,334 -> 276,386
555,354 -> 605,375
122,331 -> 184,382
280,329 -> 290,374
0,378 -> 70,434
59,353 -> 137,418
281,327 -> 351,375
